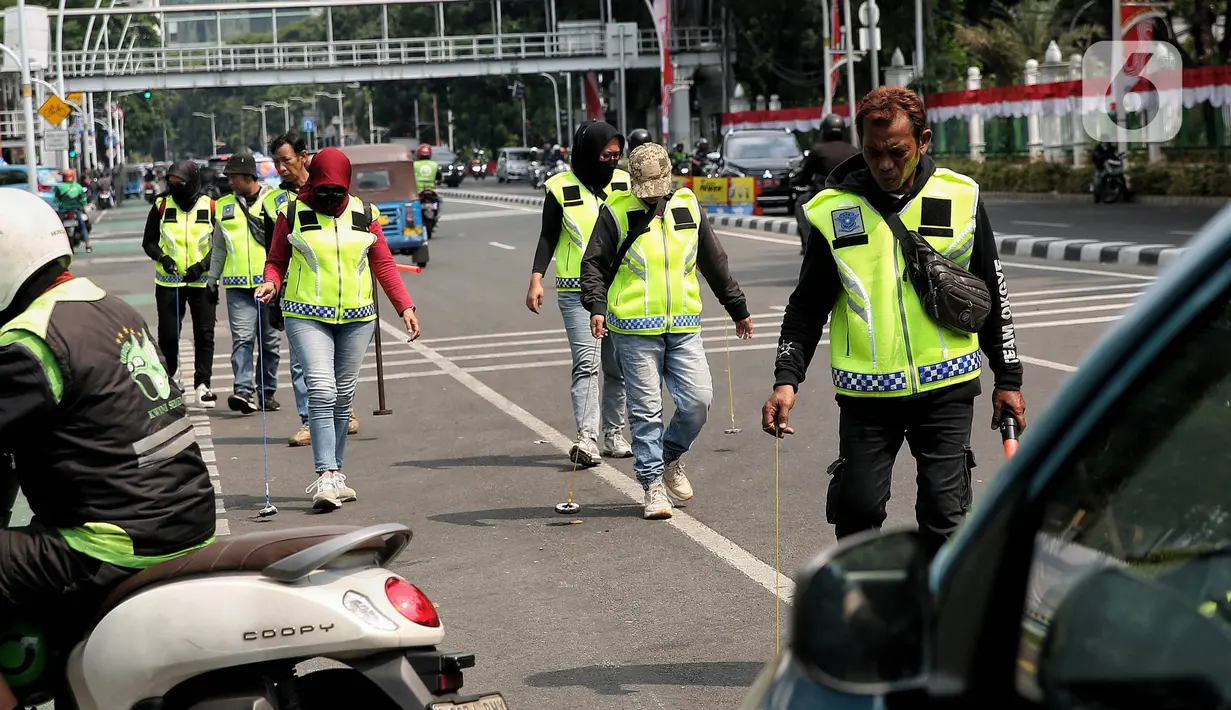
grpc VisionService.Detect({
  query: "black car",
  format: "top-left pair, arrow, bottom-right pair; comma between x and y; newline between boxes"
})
434,147 -> 465,188
717,129 -> 804,213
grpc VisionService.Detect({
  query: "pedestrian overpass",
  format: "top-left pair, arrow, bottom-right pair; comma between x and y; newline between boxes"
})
51,0 -> 727,92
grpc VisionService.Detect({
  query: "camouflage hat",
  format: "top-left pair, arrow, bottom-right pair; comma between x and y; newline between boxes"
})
628,143 -> 672,200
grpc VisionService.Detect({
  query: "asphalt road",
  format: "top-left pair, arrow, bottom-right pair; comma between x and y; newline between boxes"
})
452,177 -> 1225,247
63,195 -> 1167,708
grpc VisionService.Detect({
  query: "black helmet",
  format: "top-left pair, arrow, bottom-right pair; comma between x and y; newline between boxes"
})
627,128 -> 653,153
821,113 -> 845,140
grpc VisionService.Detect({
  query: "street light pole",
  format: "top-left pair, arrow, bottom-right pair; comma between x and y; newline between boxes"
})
193,112 -> 217,156
315,91 -> 345,147
538,72 -> 562,146
16,0 -> 38,194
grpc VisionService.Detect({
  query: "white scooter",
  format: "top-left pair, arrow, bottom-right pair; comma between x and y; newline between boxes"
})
5,519 -> 506,710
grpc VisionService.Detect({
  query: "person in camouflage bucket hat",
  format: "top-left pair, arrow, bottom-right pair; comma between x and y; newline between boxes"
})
579,138 -> 755,520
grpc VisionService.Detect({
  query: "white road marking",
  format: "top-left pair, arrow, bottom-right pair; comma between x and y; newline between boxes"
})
1012,220 -> 1072,228
489,241 -> 516,250
1000,260 -> 1157,281
443,210 -> 537,222
714,229 -> 797,247
1170,230 -> 1196,236
180,342 -> 231,536
379,317 -> 798,606
1012,283 -> 1144,298
1016,303 -> 1132,318
1015,291 -> 1142,307
449,197 -> 540,213
1019,355 -> 1078,372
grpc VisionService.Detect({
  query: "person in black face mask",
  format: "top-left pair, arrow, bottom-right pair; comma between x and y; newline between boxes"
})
525,120 -> 635,466
141,159 -> 219,407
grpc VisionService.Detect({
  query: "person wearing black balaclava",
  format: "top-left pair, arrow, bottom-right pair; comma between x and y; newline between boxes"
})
141,159 -> 219,408
525,120 -> 634,467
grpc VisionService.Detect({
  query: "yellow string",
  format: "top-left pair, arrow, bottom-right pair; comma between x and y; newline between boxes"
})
774,425 -> 781,655
725,320 -> 736,429
566,338 -> 602,506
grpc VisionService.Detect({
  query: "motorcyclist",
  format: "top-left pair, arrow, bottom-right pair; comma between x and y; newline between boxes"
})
626,128 -> 653,154
0,188 -> 216,706
1092,141 -> 1119,172
670,142 -> 689,164
793,113 -> 860,252
414,144 -> 439,191
52,169 -> 91,254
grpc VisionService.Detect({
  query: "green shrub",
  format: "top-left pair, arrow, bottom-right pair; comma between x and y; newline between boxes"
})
935,157 -> 1231,197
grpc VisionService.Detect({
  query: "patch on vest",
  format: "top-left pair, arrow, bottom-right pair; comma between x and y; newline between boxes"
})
194,209 -> 211,224
274,192 -> 289,207
561,185 -> 584,206
610,181 -> 628,192
221,203 -> 236,219
670,206 -> 698,230
161,207 -> 178,223
831,207 -> 865,238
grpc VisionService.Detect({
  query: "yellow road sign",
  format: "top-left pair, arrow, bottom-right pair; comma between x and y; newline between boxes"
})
38,95 -> 71,126
67,92 -> 84,107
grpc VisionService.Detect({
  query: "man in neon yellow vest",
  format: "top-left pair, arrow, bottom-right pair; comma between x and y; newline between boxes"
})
0,189 -> 215,704
526,120 -> 632,466
140,159 -> 218,408
581,143 -> 754,520
761,86 -> 1028,555
205,153 -> 280,415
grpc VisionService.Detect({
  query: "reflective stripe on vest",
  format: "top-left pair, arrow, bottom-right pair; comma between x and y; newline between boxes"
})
546,169 -> 631,291
605,189 -> 704,336
805,168 -> 982,397
156,195 -> 213,287
279,195 -> 378,324
217,190 -> 267,289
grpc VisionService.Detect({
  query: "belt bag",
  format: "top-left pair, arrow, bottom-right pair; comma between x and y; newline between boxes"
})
884,211 -> 990,334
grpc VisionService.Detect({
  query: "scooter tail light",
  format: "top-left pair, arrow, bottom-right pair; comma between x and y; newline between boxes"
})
385,577 -> 441,628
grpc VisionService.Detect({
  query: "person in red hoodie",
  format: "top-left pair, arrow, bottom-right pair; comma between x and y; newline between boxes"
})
256,148 -> 420,511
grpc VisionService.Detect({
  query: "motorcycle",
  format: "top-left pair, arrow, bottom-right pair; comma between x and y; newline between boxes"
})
466,160 -> 487,180
1092,154 -> 1131,203
96,189 -> 113,210
59,209 -> 85,253
672,160 -> 693,177
528,161 -> 546,190
4,522 -> 507,710
419,188 -> 440,237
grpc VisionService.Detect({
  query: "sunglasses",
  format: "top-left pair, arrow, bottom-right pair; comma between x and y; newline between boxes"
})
314,187 -> 347,198
599,150 -> 622,161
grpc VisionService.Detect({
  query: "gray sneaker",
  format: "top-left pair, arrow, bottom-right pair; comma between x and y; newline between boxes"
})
568,437 -> 602,467
307,471 -> 343,511
602,431 -> 633,458
643,481 -> 673,519
664,457 -> 694,502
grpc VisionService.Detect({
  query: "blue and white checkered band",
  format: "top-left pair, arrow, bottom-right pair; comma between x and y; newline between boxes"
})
831,367 -> 909,393
831,207 -> 865,237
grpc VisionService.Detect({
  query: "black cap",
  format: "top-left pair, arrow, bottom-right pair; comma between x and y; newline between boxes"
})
223,153 -> 258,177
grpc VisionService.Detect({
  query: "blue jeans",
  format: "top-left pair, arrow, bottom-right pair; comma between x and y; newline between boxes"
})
284,317 -> 376,473
613,331 -> 714,488
288,342 -> 309,424
225,288 -> 280,396
558,292 -> 626,440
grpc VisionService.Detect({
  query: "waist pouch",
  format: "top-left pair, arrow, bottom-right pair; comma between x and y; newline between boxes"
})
884,211 -> 990,334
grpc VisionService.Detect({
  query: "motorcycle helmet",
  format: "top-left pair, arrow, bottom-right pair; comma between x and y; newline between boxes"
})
821,113 -> 845,141
694,138 -> 710,155
62,168 -> 76,181
627,128 -> 653,153
673,142 -> 685,153
0,188 -> 72,313
417,144 -> 433,159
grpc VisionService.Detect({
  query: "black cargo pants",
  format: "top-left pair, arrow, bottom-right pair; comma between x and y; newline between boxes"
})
155,284 -> 217,389
826,397 -> 975,555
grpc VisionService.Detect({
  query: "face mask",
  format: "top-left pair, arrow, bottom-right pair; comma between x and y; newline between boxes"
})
313,187 -> 347,215
168,183 -> 193,204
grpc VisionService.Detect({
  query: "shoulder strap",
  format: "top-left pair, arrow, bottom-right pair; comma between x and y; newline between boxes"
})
613,197 -> 667,268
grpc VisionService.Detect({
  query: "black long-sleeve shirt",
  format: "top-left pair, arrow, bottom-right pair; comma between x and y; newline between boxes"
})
531,191 -> 565,275
579,197 -> 750,323
774,155 -> 1023,405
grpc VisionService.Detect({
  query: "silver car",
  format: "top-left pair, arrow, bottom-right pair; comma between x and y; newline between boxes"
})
496,147 -> 534,183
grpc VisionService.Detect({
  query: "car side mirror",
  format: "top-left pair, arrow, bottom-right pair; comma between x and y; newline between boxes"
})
1038,567 -> 1231,709
707,151 -> 722,162
791,527 -> 930,693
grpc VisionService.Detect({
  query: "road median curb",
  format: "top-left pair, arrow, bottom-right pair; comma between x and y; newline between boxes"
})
438,188 -> 1183,268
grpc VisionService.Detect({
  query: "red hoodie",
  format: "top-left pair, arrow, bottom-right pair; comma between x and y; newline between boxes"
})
263,148 -> 414,315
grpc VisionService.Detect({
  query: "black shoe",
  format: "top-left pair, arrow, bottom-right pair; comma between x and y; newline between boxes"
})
228,392 -> 258,414
260,395 -> 282,412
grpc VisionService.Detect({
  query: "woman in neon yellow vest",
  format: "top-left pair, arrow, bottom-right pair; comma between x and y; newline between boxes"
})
526,120 -> 633,466
255,148 -> 421,512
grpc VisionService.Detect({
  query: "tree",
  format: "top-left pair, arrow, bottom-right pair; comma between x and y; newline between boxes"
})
955,0 -> 1102,86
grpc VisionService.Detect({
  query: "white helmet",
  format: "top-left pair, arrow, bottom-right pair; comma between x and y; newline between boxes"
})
0,188 -> 71,313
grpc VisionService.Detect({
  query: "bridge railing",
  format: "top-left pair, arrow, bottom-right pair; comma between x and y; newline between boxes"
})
59,26 -> 721,78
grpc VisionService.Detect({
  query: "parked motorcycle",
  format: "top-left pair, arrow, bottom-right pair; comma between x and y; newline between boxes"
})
3,522 -> 507,710
419,188 -> 440,237
1092,153 -> 1132,203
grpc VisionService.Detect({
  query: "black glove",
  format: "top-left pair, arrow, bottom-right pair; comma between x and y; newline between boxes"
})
159,255 -> 177,274
206,282 -> 219,304
184,263 -> 205,283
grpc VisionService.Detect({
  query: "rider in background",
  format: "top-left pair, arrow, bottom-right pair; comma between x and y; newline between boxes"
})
0,188 -> 215,707
414,144 -> 439,190
52,169 -> 91,254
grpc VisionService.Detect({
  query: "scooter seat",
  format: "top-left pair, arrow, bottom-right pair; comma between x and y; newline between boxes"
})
96,526 -> 381,620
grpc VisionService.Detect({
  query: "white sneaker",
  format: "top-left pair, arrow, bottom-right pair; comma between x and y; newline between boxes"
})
306,471 -> 343,511
568,437 -> 602,467
195,384 -> 217,409
332,472 -> 357,502
664,458 -> 694,502
643,481 -> 673,519
602,431 -> 633,458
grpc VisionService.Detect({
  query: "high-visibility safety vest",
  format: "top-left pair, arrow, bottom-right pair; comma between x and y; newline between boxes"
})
604,188 -> 705,336
414,159 -> 439,189
545,169 -> 631,291
278,195 -> 379,325
804,168 -> 983,398
155,194 -> 214,288
261,186 -> 293,224
217,188 -> 269,289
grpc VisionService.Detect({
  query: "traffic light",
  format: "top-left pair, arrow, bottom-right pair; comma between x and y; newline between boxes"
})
142,91 -> 151,99
69,149 -> 77,158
